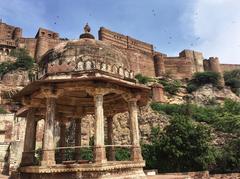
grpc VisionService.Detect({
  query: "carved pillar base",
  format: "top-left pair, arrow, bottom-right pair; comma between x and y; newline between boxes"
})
21,152 -> 35,166
41,151 -> 56,166
131,146 -> 143,161
94,146 -> 107,163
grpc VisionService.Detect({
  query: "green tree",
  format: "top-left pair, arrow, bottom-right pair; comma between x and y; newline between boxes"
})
187,71 -> 221,93
142,116 -> 216,172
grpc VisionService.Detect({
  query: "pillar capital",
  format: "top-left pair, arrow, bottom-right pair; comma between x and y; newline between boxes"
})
122,93 -> 141,103
86,87 -> 110,97
41,87 -> 63,98
72,107 -> 86,119
22,97 -> 44,108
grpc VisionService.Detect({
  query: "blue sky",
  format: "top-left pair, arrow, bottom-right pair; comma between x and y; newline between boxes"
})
1,0 -> 240,64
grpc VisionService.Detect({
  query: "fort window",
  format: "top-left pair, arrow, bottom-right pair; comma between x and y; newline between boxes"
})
48,34 -> 52,38
41,32 -> 45,36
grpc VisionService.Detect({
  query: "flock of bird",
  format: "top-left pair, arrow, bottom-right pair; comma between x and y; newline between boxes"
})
51,8 -> 239,49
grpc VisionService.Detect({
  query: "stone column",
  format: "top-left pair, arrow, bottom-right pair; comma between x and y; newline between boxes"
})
128,99 -> 143,161
94,94 -> 106,163
59,121 -> 67,162
41,97 -> 57,166
75,118 -> 82,160
21,108 -> 37,166
107,116 -> 115,161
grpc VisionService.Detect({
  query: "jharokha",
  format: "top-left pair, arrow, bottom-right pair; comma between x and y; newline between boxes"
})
0,20 -> 239,179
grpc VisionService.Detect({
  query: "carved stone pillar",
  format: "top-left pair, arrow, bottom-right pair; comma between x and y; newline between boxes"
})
59,121 -> 67,162
128,99 -> 143,161
107,116 -> 115,161
21,108 -> 37,166
94,94 -> 106,163
41,96 -> 57,166
75,118 -> 82,160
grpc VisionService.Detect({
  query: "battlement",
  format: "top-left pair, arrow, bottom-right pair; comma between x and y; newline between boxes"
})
35,28 -> 59,39
99,27 -> 154,54
0,21 -> 22,40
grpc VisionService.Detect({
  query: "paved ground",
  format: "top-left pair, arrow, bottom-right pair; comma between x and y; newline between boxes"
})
0,174 -> 190,179
0,175 -> 8,179
147,175 -> 190,179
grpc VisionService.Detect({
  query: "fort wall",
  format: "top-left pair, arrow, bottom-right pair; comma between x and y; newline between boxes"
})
221,64 -> 240,72
0,21 -> 239,80
164,57 -> 194,79
99,27 -> 156,77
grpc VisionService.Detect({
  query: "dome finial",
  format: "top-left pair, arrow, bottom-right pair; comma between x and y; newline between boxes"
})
84,23 -> 91,33
79,23 -> 95,39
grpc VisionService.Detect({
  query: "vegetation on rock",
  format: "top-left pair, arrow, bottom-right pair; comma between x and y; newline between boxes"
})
187,72 -> 221,93
135,73 -> 152,84
159,79 -> 181,95
144,100 -> 240,173
224,69 -> 240,96
0,48 -> 34,79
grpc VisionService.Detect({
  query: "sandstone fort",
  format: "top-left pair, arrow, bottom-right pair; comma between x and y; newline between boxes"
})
0,20 -> 239,179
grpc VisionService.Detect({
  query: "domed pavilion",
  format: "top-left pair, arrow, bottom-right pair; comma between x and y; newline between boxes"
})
14,24 -> 150,179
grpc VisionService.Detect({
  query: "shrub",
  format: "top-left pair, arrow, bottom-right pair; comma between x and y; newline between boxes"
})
0,107 -> 7,114
151,100 -> 240,136
224,70 -> 240,96
135,74 -> 152,84
142,116 -> 216,172
214,138 -> 240,173
115,148 -> 130,161
187,72 -> 221,93
0,48 -> 34,79
193,72 -> 221,86
186,83 -> 199,93
159,79 -> 181,95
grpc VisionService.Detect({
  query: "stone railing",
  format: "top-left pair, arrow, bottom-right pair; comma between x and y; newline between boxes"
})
0,39 -> 16,47
37,59 -> 135,81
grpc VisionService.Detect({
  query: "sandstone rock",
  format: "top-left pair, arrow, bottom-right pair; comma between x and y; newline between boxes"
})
191,84 -> 240,105
2,70 -> 29,87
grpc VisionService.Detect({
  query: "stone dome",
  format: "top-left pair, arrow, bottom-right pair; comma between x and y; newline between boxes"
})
39,38 -> 133,79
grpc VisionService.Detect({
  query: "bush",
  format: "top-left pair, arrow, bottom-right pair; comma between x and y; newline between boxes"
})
214,139 -> 240,173
187,71 -> 221,93
135,74 -> 152,84
0,107 -> 7,114
115,148 -> 131,161
193,72 -> 221,86
142,116 -> 216,172
224,70 -> 240,96
159,79 -> 181,95
0,48 -> 34,79
186,83 -> 199,93
151,100 -> 240,136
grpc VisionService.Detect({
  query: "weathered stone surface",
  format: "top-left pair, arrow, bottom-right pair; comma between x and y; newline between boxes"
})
191,84 -> 240,105
2,70 -> 29,87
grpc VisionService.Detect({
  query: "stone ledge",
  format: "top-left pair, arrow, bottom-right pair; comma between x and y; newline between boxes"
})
19,160 -> 145,174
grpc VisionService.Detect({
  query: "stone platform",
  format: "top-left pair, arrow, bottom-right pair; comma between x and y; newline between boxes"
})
19,161 -> 146,179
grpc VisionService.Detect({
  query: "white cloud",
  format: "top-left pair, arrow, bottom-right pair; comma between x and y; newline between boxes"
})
191,0 -> 240,64
0,0 -> 47,36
